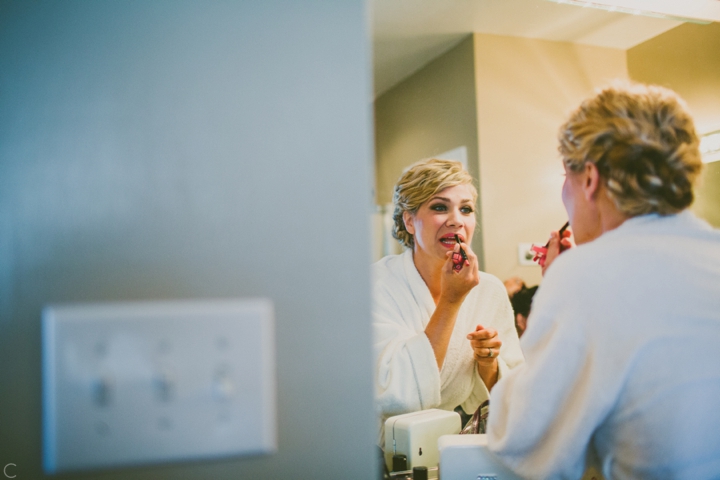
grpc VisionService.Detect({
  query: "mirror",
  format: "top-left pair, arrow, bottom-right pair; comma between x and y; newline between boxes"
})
370,0 -> 720,289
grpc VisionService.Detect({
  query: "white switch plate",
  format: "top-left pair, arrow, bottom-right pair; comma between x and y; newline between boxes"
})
42,299 -> 276,474
518,243 -> 539,266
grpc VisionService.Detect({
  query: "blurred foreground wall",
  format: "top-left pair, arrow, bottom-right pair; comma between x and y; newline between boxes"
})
0,1 -> 375,478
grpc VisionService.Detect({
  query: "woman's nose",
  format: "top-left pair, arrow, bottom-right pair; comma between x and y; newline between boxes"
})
446,209 -> 464,227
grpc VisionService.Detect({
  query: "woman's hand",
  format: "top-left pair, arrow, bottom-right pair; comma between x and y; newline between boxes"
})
541,228 -> 573,276
467,325 -> 502,389
439,241 -> 479,305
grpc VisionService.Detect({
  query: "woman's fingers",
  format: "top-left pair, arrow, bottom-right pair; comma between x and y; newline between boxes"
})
473,345 -> 501,361
560,229 -> 574,252
542,228 -> 574,275
466,326 -> 495,340
453,240 -> 476,270
440,241 -> 480,303
467,327 -> 501,347
472,341 -> 502,361
468,326 -> 501,361
469,337 -> 502,349
535,227 -> 573,271
446,242 -> 477,278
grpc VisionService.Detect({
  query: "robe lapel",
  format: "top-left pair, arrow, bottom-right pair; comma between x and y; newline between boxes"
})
402,249 -> 436,328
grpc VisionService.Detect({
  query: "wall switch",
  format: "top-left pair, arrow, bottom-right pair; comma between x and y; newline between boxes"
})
42,299 -> 276,474
518,243 -> 539,266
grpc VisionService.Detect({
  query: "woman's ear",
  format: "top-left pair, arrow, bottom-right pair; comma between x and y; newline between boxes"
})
583,161 -> 601,201
402,211 -> 415,235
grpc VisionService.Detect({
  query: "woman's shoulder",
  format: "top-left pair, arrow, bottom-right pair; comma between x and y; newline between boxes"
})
476,271 -> 507,295
371,251 -> 411,289
372,251 -> 405,275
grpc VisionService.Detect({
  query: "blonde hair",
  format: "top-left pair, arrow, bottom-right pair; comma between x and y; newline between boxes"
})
558,82 -> 703,216
392,158 -> 477,249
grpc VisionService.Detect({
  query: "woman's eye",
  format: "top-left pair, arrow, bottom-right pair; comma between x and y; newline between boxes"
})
430,204 -> 447,211
461,206 -> 474,214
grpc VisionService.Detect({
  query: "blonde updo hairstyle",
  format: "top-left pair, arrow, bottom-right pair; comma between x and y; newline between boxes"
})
392,158 -> 477,249
558,82 -> 703,216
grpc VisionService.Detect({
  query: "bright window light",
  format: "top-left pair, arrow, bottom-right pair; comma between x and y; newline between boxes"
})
700,130 -> 720,164
546,0 -> 720,23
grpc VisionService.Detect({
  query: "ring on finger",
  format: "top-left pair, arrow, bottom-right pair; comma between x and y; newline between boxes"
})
487,347 -> 493,358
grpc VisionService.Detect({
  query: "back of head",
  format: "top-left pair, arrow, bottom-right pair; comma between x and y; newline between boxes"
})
510,285 -> 538,319
558,82 -> 703,217
391,158 -> 477,249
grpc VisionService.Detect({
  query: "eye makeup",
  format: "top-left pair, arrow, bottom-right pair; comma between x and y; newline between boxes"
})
452,234 -> 468,272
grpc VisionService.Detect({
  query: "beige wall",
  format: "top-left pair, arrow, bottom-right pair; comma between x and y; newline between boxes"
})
474,33 -> 628,286
628,22 -> 720,227
374,35 -> 485,264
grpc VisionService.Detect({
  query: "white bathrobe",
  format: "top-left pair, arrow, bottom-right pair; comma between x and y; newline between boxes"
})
487,211 -> 720,480
372,248 -> 524,437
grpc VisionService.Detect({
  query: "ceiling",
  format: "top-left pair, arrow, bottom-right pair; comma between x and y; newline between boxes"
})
371,0 -> 684,96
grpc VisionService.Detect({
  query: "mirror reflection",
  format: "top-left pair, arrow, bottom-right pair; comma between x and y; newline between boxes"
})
372,1 -> 720,273
370,2 -> 720,478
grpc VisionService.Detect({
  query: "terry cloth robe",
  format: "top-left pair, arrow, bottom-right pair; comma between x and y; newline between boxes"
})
372,248 -> 524,439
487,211 -> 720,480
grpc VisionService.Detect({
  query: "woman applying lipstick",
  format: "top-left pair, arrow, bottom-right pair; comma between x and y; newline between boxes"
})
372,158 -> 523,438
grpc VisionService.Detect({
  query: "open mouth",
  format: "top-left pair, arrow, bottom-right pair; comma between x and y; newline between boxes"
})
440,235 -> 462,248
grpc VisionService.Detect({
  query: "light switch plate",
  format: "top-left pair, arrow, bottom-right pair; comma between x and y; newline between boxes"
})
518,243 -> 539,266
42,299 -> 276,474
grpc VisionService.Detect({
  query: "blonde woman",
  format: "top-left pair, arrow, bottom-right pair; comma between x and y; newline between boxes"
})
373,159 -> 523,438
487,83 -> 720,479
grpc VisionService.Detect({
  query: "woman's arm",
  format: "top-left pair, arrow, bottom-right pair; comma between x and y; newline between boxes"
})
467,278 -> 524,393
424,242 -> 479,369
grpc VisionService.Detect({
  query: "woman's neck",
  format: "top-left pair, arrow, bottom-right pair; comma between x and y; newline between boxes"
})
597,188 -> 630,237
412,248 -> 444,304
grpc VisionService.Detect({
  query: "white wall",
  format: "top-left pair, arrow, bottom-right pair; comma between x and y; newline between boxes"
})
0,1 -> 375,478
